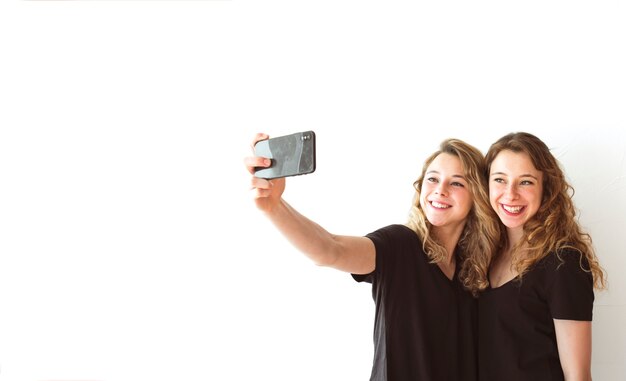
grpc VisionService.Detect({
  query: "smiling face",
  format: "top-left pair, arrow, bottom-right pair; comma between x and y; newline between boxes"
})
489,150 -> 543,239
419,152 -> 472,233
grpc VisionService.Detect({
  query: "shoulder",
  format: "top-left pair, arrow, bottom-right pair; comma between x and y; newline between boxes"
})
540,248 -> 595,320
533,248 -> 594,294
366,224 -> 424,258
536,248 -> 591,274
367,224 -> 420,243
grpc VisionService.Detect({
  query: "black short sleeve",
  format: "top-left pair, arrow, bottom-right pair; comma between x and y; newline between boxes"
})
351,225 -> 391,284
547,250 -> 594,320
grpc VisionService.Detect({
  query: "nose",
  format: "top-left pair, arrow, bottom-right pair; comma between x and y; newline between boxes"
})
503,183 -> 518,200
435,182 -> 448,196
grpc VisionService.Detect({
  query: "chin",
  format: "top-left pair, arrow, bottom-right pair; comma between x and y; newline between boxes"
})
427,216 -> 451,227
501,219 -> 524,230
425,217 -> 442,226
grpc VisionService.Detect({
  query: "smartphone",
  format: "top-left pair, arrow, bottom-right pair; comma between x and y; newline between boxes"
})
254,131 -> 316,179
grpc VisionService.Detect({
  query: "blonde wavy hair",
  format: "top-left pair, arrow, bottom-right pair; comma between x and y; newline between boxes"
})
485,132 -> 607,290
406,139 -> 500,296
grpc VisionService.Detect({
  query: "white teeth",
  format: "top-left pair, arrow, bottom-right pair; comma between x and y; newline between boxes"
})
431,201 -> 450,209
503,205 -> 523,213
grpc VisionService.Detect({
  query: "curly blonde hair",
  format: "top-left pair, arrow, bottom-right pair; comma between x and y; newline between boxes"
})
485,132 -> 607,290
406,139 -> 500,296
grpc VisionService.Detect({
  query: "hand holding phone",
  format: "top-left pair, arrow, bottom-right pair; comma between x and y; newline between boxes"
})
254,131 -> 316,179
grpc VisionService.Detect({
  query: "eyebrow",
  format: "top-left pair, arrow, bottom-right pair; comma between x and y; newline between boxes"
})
426,170 -> 467,180
490,171 -> 539,180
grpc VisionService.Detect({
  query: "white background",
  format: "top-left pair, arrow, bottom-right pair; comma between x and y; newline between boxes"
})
0,1 -> 624,380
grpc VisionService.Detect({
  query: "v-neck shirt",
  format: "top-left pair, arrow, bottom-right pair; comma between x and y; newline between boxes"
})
478,249 -> 594,381
352,224 -> 478,381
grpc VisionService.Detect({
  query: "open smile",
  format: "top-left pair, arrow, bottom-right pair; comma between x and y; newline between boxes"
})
501,203 -> 525,215
430,201 -> 451,209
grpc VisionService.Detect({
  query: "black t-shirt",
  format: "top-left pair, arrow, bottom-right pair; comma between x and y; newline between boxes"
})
478,249 -> 594,381
352,224 -> 478,381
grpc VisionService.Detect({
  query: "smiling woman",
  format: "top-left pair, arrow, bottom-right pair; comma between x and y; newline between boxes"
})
488,149 -> 544,261
478,132 -> 607,381
246,134 -> 499,380
420,153 -> 472,231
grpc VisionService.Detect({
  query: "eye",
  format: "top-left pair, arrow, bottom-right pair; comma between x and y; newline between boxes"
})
520,180 -> 534,186
451,181 -> 465,188
426,177 -> 438,183
492,177 -> 505,184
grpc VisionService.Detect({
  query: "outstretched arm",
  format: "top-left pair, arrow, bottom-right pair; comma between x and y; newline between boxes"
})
554,319 -> 592,381
245,133 -> 375,275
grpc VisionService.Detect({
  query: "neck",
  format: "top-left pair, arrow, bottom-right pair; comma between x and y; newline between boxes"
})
432,223 -> 465,264
506,226 -> 524,250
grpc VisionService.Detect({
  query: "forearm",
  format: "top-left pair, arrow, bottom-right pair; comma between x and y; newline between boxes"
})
555,319 -> 592,381
563,372 -> 591,381
264,198 -> 341,266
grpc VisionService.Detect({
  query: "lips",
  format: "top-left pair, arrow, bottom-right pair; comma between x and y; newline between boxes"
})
501,204 -> 525,215
430,201 -> 451,209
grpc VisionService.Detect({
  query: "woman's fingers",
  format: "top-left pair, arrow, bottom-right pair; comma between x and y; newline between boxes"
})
244,155 -> 271,175
250,133 -> 269,150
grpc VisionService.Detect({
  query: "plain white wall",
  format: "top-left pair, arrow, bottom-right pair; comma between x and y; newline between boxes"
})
0,1 -> 624,380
